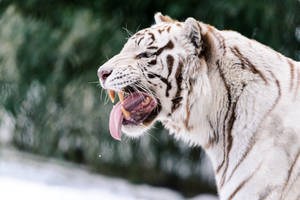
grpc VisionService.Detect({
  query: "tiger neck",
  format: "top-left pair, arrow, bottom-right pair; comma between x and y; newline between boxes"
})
161,22 -> 300,199
161,31 -> 263,194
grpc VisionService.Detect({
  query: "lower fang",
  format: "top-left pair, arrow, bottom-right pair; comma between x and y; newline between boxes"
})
142,96 -> 150,105
121,106 -> 130,119
118,91 -> 124,103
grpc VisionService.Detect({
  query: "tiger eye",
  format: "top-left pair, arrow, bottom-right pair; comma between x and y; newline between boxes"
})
136,52 -> 152,59
147,74 -> 155,79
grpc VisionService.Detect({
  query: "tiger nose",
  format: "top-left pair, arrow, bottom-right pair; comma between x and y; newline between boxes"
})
98,69 -> 112,83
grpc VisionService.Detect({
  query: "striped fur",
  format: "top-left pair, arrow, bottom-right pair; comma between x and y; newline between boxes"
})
98,13 -> 300,199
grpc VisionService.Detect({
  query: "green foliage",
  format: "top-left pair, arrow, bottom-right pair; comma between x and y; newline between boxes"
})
0,0 -> 299,196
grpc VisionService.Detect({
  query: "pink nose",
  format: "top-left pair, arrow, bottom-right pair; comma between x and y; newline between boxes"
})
98,69 -> 112,83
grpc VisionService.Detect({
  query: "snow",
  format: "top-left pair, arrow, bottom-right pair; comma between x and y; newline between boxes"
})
0,176 -> 128,200
0,148 -> 218,200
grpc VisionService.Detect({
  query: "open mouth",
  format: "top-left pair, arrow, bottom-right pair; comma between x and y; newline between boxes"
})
108,89 -> 159,141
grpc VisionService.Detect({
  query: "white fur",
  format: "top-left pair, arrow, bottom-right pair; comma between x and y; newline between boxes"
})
98,14 -> 300,200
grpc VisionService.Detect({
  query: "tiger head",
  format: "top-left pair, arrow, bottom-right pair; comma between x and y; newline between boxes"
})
98,13 -> 212,142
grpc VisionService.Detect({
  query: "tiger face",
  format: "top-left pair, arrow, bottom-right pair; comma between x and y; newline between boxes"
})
98,13 -> 210,140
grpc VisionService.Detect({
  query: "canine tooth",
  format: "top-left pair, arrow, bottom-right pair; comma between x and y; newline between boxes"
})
121,106 -> 130,119
118,91 -> 124,104
108,90 -> 115,103
142,96 -> 150,105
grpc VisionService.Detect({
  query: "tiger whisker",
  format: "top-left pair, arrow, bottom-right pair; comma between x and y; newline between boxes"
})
104,90 -> 110,105
122,26 -> 133,39
135,82 -> 159,100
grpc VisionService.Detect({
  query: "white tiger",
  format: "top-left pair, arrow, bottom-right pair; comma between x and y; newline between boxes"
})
97,13 -> 300,200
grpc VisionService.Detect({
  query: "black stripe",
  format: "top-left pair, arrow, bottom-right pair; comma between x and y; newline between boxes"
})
167,26 -> 171,32
205,119 -> 218,149
226,135 -> 255,183
166,55 -> 174,79
284,171 -> 300,198
287,59 -> 295,92
280,149 -> 300,199
148,32 -> 155,45
147,46 -> 158,49
148,59 -> 157,65
220,83 -> 246,188
147,74 -> 155,79
148,32 -> 155,41
171,97 -> 183,112
216,60 -> 231,174
137,36 -> 144,45
150,73 -> 172,97
154,40 -> 174,56
231,46 -> 268,84
228,162 -> 263,200
184,80 -> 194,131
171,61 -> 183,112
268,71 -> 281,114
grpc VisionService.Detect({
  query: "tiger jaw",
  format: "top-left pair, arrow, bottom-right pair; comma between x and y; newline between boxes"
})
106,88 -> 160,140
107,89 -> 152,118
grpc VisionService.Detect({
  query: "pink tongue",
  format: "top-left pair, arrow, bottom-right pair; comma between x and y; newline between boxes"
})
109,102 -> 123,141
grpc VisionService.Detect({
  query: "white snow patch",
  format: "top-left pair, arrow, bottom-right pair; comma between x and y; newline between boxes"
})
0,148 -> 218,200
0,176 -> 127,200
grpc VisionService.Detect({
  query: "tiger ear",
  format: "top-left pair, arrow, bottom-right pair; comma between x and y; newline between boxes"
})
154,12 -> 176,24
183,17 -> 202,54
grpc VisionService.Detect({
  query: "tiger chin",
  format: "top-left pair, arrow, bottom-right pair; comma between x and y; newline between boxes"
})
98,13 -> 300,200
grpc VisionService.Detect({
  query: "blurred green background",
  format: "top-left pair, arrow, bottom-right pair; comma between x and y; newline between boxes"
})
0,0 -> 299,197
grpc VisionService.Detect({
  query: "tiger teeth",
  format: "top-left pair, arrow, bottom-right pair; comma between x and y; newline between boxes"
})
118,91 -> 124,104
142,96 -> 151,105
121,106 -> 130,119
108,90 -> 115,103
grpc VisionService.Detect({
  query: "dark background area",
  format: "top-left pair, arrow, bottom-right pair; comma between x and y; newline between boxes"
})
0,0 -> 299,197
